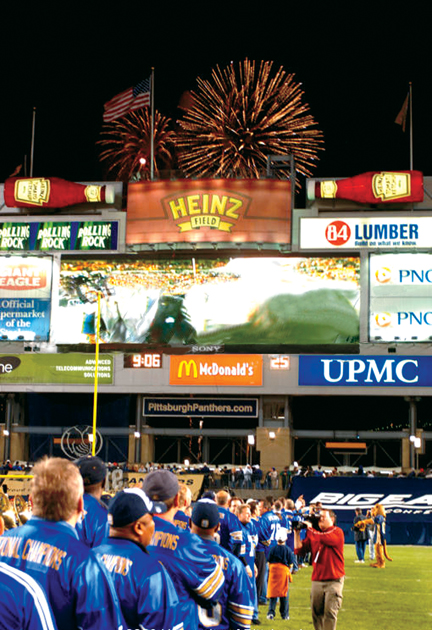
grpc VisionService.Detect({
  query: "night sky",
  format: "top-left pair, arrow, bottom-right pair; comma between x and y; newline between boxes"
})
1,5 -> 429,189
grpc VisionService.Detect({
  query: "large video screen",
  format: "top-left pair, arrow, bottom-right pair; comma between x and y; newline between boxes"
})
56,257 -> 360,346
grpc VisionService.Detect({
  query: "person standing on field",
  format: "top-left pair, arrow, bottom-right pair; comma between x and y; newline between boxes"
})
294,509 -> 345,630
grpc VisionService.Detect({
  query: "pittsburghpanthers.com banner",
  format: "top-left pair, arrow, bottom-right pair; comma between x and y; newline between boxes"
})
290,476 -> 432,523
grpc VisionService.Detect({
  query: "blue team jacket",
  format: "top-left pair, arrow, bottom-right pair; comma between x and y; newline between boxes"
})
0,517 -> 124,630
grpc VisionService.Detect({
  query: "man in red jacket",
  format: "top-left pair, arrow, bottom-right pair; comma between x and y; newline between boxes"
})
294,509 -> 344,630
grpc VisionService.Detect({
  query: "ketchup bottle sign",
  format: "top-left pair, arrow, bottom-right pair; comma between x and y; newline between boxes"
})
4,177 -> 115,209
307,171 -> 424,204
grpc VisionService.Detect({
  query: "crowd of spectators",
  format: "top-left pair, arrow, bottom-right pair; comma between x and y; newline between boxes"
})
3,458 -> 432,483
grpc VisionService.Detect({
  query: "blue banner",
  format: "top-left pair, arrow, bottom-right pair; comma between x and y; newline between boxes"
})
290,476 -> 432,545
299,355 -> 432,387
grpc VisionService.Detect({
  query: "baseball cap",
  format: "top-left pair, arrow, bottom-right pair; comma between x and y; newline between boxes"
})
191,499 -> 220,530
75,456 -> 106,485
277,526 -> 288,542
108,488 -> 167,527
201,490 -> 216,501
142,470 -> 179,501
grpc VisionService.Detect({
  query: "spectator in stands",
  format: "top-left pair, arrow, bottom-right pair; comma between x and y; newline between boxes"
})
252,465 -> 263,489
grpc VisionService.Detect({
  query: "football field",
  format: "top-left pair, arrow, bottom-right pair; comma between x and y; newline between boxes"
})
256,545 -> 432,630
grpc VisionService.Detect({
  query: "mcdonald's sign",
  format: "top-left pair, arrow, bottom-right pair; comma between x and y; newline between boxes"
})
170,355 -> 263,386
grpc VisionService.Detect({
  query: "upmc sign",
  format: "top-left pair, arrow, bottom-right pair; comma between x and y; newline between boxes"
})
299,355 -> 432,387
170,355 -> 263,386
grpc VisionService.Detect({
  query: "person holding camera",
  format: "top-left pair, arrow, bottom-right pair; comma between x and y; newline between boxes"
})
294,509 -> 345,630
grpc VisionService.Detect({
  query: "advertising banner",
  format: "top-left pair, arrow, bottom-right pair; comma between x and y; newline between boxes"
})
4,177 -> 113,209
291,476 -> 432,522
143,397 -> 259,417
170,355 -> 263,386
0,221 -> 119,252
56,256 -> 360,347
370,253 -> 432,341
1,472 -> 203,501
0,256 -> 52,341
290,476 -> 432,544
127,179 -> 291,245
123,472 -> 203,501
299,355 -> 432,387
308,171 -> 424,204
0,354 -> 113,384
300,217 -> 432,249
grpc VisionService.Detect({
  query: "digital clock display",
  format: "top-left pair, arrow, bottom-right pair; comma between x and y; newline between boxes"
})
124,353 -> 163,369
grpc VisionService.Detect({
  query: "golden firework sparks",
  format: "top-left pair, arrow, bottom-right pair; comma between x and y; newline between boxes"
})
98,109 -> 175,180
177,59 -> 324,181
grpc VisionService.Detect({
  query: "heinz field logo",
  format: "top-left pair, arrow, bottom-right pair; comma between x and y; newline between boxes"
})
170,355 -> 263,386
161,190 -> 251,234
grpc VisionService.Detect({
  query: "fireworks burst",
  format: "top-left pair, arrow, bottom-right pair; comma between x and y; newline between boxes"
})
98,109 -> 175,180
177,59 -> 324,181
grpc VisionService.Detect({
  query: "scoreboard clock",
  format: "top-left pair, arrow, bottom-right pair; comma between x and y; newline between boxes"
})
124,353 -> 162,368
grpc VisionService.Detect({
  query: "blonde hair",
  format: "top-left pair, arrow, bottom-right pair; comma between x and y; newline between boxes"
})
31,457 -> 83,522
216,490 -> 230,507
177,484 -> 192,508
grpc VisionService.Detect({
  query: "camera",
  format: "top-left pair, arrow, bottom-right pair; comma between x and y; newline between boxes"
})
292,519 -> 308,531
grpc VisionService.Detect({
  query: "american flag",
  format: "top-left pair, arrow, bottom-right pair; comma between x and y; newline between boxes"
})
103,78 -> 150,123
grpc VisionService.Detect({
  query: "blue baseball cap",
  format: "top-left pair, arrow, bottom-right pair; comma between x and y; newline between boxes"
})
75,456 -> 106,485
108,488 -> 166,527
191,499 -> 220,530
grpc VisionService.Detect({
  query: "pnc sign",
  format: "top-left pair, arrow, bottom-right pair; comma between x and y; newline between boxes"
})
170,354 -> 263,386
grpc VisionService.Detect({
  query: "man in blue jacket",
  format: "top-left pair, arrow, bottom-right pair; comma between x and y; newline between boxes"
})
143,469 -> 225,630
191,499 -> 254,630
74,455 -> 110,548
95,488 -> 184,630
0,561 -> 57,630
0,456 -> 124,630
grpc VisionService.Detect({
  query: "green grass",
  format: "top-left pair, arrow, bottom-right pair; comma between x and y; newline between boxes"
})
254,545 -> 432,630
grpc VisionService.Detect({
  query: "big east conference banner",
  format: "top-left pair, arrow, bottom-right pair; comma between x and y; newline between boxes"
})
291,476 -> 432,523
0,256 -> 52,341
127,179 -> 291,245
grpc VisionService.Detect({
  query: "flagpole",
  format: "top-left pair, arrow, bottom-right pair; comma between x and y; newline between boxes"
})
92,293 -> 101,456
409,82 -> 413,171
150,68 -> 155,181
30,107 -> 36,177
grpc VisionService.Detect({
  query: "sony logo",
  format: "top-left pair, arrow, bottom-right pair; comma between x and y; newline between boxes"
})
191,345 -> 224,353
